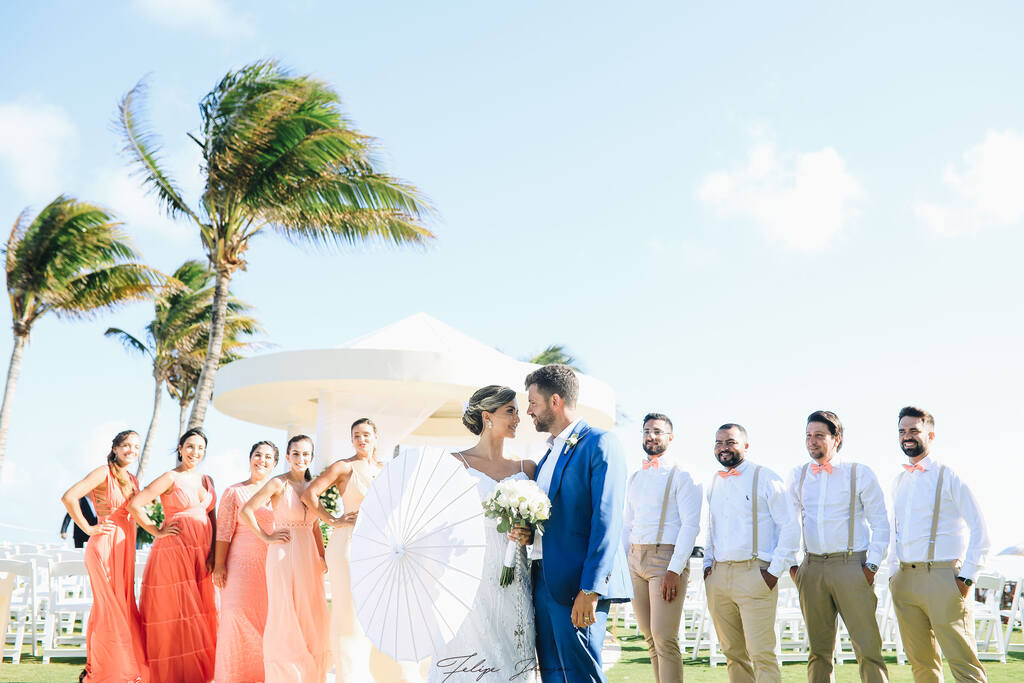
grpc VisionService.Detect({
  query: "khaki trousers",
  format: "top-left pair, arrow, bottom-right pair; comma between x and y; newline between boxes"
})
629,544 -> 689,683
795,551 -> 887,683
890,562 -> 986,683
706,559 -> 781,683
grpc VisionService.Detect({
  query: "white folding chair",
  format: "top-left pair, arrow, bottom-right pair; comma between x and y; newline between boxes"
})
1002,577 -> 1023,654
973,572 -> 1006,663
773,572 -> 809,663
42,560 -> 92,662
9,554 -> 51,656
0,559 -> 35,663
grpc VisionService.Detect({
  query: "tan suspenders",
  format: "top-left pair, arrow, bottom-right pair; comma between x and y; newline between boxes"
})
796,462 -> 858,555
895,464 -> 947,565
655,468 -> 676,548
708,464 -> 763,561
627,466 -> 678,548
750,465 -> 761,558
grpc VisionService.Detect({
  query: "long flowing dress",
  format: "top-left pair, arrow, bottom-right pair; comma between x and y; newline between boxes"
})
326,461 -> 424,682
83,466 -> 149,683
326,463 -> 375,681
427,464 -> 537,683
214,482 -> 274,683
264,480 -> 332,683
140,476 -> 218,683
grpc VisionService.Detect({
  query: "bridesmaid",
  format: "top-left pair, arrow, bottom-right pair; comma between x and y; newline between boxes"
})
129,428 -> 218,683
302,418 -> 386,681
212,440 -> 278,683
241,434 -> 331,683
60,429 -> 149,683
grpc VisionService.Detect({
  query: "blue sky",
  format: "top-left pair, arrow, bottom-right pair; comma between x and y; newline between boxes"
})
2,2 -> 1023,556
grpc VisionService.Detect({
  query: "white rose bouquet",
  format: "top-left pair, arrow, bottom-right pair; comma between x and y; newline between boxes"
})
482,478 -> 551,586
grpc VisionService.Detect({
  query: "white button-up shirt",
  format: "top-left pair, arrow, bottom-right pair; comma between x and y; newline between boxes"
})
704,460 -> 800,578
531,418 -> 582,561
622,452 -> 703,574
787,458 -> 889,566
890,454 -> 990,581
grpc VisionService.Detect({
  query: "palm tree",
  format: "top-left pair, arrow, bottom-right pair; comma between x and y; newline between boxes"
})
105,260 -> 260,479
167,327 -> 252,439
1,196 -> 164,475
117,60 -> 434,431
527,344 -> 582,371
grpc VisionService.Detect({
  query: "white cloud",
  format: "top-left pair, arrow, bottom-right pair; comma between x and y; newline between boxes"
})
133,0 -> 255,39
697,142 -> 863,251
915,130 -> 1024,236
0,97 -> 77,201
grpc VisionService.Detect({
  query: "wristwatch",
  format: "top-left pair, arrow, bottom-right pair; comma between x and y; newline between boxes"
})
958,576 -> 973,587
864,563 -> 879,573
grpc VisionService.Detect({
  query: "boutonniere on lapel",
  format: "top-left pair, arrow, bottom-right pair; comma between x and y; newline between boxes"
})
566,432 -> 582,451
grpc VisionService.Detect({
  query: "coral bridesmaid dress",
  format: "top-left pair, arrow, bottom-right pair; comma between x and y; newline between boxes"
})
214,482 -> 274,683
263,481 -> 331,683
83,466 -> 149,683
140,476 -> 218,682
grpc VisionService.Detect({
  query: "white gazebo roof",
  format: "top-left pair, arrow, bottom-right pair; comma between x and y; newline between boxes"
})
212,313 -> 616,454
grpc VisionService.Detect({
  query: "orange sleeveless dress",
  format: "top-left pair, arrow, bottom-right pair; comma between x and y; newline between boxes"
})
83,466 -> 149,682
139,476 -> 218,682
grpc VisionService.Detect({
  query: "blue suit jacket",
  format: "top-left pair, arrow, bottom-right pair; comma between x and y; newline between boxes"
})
534,420 -> 632,605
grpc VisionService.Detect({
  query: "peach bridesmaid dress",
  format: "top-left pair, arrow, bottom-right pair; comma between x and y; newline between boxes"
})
214,482 -> 274,683
263,481 -> 331,682
83,466 -> 149,682
140,476 -> 218,682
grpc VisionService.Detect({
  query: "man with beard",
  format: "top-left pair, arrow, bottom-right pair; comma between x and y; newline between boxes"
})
889,406 -> 990,683
526,364 -> 631,682
787,411 -> 889,683
704,423 -> 799,683
622,413 -> 702,683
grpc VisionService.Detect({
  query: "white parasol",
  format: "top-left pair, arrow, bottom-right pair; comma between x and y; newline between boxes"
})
349,446 -> 486,662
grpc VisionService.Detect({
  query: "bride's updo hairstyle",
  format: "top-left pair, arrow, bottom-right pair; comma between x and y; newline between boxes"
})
462,385 -> 517,435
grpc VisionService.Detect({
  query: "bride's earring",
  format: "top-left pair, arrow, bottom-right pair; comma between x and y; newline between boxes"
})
486,419 -> 493,430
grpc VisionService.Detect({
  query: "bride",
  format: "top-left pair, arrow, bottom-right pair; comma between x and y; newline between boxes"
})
428,385 -> 538,683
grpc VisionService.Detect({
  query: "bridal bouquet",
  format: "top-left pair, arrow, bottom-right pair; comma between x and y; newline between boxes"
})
482,479 -> 551,586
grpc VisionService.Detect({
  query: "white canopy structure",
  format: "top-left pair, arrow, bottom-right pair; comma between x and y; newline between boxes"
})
212,313 -> 616,466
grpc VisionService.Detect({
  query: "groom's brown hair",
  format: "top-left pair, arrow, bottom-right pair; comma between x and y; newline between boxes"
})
525,364 -> 579,408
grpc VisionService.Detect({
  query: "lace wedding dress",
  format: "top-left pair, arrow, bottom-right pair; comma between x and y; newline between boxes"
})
427,462 -> 538,683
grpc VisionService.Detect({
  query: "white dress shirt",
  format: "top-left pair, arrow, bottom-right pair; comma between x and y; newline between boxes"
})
531,418 -> 582,561
704,459 -> 800,578
787,458 -> 889,567
622,453 -> 703,574
889,454 -> 990,581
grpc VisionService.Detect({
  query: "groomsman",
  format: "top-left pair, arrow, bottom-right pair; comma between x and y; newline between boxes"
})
526,364 -> 632,682
704,423 -> 799,683
622,412 -> 702,683
788,411 -> 890,682
889,406 -> 990,683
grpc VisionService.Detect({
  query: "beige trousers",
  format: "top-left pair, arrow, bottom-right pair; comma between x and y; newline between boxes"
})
706,559 -> 781,683
795,551 -> 887,682
629,544 -> 689,683
890,561 -> 986,683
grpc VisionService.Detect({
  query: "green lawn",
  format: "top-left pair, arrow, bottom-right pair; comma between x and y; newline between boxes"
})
4,633 -> 1024,682
606,627 -> 1024,682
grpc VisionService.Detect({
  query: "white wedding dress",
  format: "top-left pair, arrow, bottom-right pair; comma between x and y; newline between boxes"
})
427,461 -> 538,683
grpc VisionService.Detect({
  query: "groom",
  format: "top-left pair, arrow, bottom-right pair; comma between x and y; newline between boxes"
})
525,364 -> 631,682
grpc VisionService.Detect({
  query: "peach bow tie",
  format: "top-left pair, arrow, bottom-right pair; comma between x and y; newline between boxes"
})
718,468 -> 741,478
903,463 -> 927,472
642,458 -> 660,470
811,462 -> 833,475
